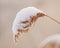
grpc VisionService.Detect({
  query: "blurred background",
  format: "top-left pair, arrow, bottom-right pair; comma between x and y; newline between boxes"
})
0,0 -> 60,48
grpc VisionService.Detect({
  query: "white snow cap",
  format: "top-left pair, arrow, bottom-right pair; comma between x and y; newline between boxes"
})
12,7 -> 46,42
12,7 -> 45,34
40,34 -> 60,48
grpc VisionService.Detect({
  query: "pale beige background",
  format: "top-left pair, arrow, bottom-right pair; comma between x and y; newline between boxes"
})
0,0 -> 60,48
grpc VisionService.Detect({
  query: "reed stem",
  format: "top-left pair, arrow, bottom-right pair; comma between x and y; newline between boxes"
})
45,15 -> 60,24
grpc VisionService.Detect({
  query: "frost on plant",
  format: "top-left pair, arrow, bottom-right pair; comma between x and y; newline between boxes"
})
39,34 -> 60,48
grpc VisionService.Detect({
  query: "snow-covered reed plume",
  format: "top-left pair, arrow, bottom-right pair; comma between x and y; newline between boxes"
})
12,7 -> 60,43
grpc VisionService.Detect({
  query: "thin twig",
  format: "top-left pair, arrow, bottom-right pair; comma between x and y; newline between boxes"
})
45,15 -> 60,24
